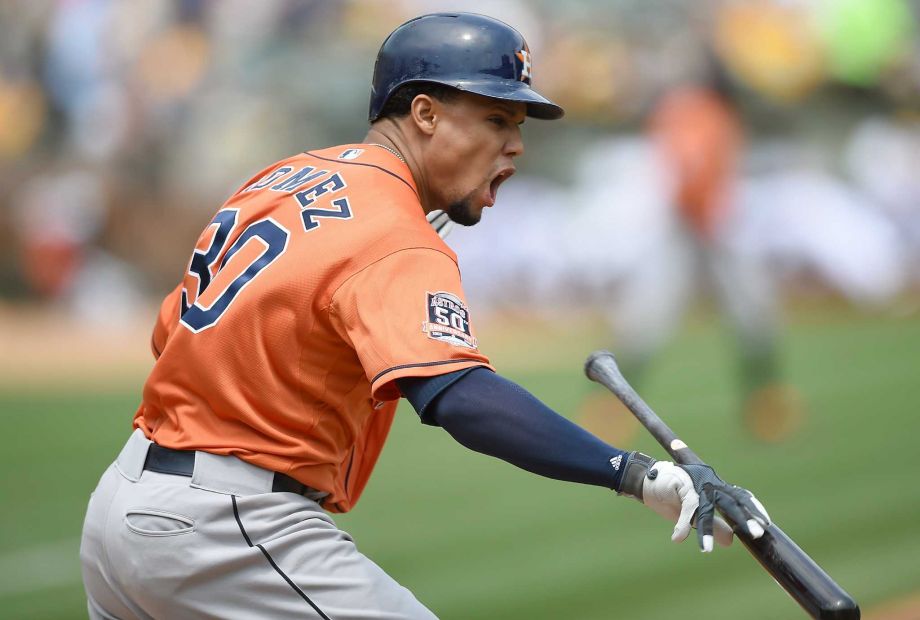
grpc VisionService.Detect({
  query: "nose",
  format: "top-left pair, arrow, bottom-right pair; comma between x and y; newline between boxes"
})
504,124 -> 524,158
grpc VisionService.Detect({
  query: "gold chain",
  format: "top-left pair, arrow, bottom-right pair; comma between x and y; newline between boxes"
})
369,143 -> 406,163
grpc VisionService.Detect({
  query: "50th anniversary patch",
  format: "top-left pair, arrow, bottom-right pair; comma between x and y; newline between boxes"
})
422,291 -> 478,349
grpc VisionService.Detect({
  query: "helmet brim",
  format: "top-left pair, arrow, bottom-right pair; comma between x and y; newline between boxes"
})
447,78 -> 564,120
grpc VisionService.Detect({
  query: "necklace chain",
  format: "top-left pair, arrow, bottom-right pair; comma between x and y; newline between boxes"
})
369,143 -> 406,164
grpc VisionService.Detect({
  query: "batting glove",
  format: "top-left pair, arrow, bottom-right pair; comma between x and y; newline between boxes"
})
618,453 -> 734,551
426,210 -> 454,239
679,463 -> 772,552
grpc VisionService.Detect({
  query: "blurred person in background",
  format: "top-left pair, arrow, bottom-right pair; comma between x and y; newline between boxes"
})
577,58 -> 803,444
11,165 -> 147,325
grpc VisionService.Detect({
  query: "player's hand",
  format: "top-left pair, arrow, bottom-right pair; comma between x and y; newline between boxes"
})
426,210 -> 454,239
679,464 -> 772,552
618,453 -> 733,551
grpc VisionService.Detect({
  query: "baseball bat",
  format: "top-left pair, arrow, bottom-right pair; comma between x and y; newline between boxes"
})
585,350 -> 859,620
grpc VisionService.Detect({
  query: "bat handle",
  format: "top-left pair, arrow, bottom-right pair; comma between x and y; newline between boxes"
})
585,350 -> 703,466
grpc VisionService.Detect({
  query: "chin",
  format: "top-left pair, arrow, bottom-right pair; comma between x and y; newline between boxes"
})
446,198 -> 483,226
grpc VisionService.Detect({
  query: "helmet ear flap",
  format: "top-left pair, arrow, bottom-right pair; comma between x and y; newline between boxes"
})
368,12 -> 563,122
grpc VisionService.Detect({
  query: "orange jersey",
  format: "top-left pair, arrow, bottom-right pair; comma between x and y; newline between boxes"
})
649,87 -> 743,238
135,145 -> 492,513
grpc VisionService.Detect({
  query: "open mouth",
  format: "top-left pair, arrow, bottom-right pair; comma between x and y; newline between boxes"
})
488,168 -> 515,204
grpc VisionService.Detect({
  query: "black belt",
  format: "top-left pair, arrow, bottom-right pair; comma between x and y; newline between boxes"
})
144,443 -> 316,496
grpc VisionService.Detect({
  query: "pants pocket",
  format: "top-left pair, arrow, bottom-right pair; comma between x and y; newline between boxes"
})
125,508 -> 195,537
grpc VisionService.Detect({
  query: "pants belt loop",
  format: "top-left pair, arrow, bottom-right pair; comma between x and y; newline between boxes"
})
115,429 -> 152,482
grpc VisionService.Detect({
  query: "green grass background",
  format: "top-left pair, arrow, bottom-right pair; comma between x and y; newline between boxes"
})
1,307 -> 918,619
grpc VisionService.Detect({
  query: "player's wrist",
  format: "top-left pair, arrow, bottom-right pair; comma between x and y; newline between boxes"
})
615,451 -> 656,499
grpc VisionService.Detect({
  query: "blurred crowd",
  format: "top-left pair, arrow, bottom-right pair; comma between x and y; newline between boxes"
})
1,0 -> 919,327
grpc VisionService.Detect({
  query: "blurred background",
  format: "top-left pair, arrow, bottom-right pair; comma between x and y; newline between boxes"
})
1,0 -> 919,618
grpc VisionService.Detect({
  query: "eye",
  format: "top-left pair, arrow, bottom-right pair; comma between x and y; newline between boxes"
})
489,116 -> 508,128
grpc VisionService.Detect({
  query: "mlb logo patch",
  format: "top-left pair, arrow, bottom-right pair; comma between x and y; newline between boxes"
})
338,148 -> 364,160
422,292 -> 478,349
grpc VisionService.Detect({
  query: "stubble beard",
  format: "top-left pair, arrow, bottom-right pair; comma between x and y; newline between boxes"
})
446,195 -> 482,226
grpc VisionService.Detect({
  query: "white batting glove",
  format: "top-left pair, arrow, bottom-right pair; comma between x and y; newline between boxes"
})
426,209 -> 454,239
618,453 -> 734,552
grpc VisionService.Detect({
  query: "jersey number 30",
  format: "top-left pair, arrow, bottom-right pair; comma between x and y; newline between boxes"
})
180,209 -> 289,332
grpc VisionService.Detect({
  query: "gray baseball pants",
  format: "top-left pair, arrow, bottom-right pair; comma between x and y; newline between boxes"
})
80,429 -> 437,619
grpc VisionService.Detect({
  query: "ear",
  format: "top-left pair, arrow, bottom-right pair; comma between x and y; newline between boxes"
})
410,94 -> 439,136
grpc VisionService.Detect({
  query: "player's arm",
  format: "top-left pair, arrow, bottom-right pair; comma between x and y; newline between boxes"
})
397,367 -> 734,550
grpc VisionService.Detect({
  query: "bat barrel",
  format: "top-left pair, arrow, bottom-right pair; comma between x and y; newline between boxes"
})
738,526 -> 860,619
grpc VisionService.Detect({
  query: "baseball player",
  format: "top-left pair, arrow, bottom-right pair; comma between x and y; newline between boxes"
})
614,71 -> 800,442
80,13 -> 770,619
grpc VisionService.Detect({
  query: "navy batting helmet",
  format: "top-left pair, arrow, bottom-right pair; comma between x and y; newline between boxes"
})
368,13 -> 564,122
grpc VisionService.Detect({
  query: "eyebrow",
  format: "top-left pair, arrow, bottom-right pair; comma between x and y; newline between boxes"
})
491,103 -> 526,123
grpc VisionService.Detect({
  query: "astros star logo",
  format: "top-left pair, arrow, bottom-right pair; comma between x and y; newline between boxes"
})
516,48 -> 532,82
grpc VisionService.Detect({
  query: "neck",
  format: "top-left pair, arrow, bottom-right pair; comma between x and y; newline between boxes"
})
364,122 -> 433,214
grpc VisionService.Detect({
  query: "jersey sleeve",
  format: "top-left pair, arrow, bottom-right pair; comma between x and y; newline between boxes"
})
150,284 -> 182,359
329,247 -> 493,401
